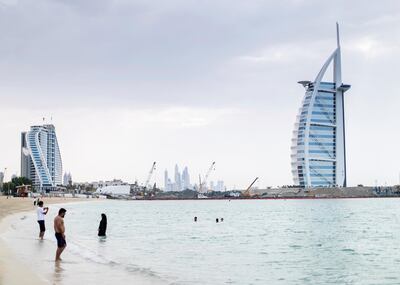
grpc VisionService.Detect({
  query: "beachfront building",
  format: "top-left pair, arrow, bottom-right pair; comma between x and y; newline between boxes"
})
291,24 -> 350,188
92,179 -> 127,189
21,124 -> 63,192
95,185 -> 131,196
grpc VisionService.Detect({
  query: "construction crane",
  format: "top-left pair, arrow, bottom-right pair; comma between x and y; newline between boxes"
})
243,177 -> 259,198
143,161 -> 156,190
199,161 -> 216,193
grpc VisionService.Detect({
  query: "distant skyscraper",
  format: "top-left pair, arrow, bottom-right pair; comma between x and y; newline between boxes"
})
167,178 -> 172,191
182,166 -> 190,190
174,164 -> 182,191
291,24 -> 350,188
209,181 -> 214,191
163,169 -> 174,192
21,124 -> 63,192
164,169 -> 169,191
216,180 -> 224,192
63,173 -> 67,186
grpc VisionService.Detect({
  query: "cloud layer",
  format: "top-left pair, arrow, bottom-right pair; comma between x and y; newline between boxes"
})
0,0 -> 399,187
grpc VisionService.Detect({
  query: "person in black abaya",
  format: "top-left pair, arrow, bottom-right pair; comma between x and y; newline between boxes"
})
98,213 -> 107,237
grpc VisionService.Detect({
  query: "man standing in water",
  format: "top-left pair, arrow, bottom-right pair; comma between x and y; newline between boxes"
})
54,208 -> 67,261
37,201 -> 49,240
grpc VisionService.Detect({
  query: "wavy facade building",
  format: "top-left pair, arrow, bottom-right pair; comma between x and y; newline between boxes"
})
21,124 -> 63,192
291,24 -> 350,188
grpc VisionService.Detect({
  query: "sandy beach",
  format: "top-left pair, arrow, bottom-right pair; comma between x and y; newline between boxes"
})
0,196 -> 88,285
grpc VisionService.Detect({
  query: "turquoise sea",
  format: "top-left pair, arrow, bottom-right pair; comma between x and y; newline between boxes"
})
2,199 -> 400,284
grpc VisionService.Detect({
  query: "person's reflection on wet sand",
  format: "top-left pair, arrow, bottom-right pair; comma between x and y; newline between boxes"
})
53,260 -> 64,283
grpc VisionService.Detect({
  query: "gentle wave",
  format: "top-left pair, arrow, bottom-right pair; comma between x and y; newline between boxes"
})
66,238 -> 162,280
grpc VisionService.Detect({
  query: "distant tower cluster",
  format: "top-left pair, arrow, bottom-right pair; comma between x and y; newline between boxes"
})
21,124 -> 63,192
164,164 -> 192,191
63,172 -> 72,186
164,164 -> 225,192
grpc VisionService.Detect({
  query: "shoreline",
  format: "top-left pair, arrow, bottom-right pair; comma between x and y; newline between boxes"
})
0,196 -> 93,285
110,196 -> 400,201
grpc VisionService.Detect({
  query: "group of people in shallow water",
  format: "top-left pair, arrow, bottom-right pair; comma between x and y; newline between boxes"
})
35,199 -> 224,261
35,200 -> 107,261
194,216 -> 224,223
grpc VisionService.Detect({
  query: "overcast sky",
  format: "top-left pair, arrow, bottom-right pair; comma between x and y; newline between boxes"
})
0,0 -> 399,188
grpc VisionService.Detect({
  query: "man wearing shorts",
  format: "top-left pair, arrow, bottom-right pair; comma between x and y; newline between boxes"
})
54,208 -> 67,261
36,201 -> 49,240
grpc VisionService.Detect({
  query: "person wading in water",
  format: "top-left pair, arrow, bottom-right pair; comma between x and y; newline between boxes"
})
98,213 -> 107,237
36,201 -> 49,240
54,208 -> 67,261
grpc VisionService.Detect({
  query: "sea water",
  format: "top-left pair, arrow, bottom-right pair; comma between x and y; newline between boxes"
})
2,199 -> 400,284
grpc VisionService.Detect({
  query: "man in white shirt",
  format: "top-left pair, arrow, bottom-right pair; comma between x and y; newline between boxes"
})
37,201 -> 49,240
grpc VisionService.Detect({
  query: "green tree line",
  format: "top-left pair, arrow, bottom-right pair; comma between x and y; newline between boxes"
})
1,177 -> 33,194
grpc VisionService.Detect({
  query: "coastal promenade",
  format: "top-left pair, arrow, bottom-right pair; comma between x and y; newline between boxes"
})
0,196 -> 88,285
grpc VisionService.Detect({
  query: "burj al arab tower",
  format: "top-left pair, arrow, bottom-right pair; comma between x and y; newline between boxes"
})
291,24 -> 351,188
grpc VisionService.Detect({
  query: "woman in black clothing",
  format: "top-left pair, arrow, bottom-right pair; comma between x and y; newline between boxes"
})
98,213 -> 107,237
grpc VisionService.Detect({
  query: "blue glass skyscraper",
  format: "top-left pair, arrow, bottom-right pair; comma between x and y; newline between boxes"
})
21,124 -> 63,192
291,24 -> 350,188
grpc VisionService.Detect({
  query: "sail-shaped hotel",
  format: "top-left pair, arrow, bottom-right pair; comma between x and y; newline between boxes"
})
291,24 -> 350,188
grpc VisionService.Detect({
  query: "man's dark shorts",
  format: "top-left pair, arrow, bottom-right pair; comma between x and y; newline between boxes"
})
37,220 -> 45,232
55,233 -> 66,248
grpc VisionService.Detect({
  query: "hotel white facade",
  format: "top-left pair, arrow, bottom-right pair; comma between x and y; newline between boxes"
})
21,124 -> 63,192
291,24 -> 350,188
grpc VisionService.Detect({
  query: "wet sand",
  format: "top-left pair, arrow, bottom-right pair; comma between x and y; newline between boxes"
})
0,196 -> 89,285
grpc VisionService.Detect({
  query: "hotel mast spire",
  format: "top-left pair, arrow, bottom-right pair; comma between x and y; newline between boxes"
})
336,22 -> 340,48
334,22 -> 342,86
